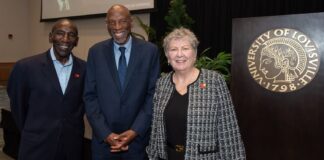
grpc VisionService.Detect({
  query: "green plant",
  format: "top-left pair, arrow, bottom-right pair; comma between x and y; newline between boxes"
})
133,16 -> 157,42
134,0 -> 232,82
133,16 -> 166,70
134,0 -> 194,72
131,32 -> 146,40
196,50 -> 232,82
164,0 -> 194,32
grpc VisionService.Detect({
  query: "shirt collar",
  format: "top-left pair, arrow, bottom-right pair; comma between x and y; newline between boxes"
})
50,47 -> 73,66
113,35 -> 132,51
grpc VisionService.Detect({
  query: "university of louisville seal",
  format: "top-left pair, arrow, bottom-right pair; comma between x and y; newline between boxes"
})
247,28 -> 320,92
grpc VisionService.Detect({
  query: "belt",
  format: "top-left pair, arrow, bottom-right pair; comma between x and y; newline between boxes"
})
167,142 -> 185,153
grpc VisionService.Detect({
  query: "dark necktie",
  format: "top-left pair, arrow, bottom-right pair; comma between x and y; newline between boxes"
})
118,47 -> 127,90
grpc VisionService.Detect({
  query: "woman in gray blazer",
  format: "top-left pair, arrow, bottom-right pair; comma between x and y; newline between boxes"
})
147,27 -> 246,160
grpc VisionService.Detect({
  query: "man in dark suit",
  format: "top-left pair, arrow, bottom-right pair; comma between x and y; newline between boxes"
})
7,19 -> 86,160
84,4 -> 160,160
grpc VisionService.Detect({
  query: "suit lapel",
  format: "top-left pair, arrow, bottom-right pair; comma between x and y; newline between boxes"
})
123,38 -> 141,92
103,40 -> 123,94
41,51 -> 62,95
64,55 -> 81,95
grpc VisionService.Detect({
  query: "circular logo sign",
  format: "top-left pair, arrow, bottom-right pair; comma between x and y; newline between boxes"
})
247,28 -> 320,92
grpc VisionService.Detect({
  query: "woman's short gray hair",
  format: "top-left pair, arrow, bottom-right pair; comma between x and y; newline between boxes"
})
163,27 -> 199,53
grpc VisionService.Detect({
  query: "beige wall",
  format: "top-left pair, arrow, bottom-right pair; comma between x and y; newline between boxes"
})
0,0 -> 30,62
0,0 -> 149,62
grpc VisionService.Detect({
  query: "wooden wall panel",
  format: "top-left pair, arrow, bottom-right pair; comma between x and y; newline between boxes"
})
0,63 -> 15,86
231,12 -> 324,160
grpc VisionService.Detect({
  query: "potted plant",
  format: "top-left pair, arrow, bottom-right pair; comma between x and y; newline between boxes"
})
134,0 -> 232,83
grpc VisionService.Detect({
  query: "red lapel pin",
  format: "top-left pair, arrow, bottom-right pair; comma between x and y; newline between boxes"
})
74,73 -> 80,78
199,82 -> 206,89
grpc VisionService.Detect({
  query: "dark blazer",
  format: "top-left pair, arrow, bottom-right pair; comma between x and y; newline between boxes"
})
7,51 -> 86,160
84,37 -> 160,158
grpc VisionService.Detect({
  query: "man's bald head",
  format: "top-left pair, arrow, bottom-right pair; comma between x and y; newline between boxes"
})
105,4 -> 132,44
52,18 -> 78,35
107,4 -> 131,19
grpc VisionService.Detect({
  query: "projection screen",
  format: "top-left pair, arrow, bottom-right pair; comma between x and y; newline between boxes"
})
41,0 -> 155,21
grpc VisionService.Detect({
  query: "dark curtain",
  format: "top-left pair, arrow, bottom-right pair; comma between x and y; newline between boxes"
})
151,0 -> 324,57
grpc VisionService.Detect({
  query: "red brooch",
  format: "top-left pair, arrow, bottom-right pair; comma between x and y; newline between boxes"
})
199,83 -> 206,89
74,73 -> 80,78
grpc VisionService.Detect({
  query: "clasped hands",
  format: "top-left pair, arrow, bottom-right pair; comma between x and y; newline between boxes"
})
106,130 -> 137,152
